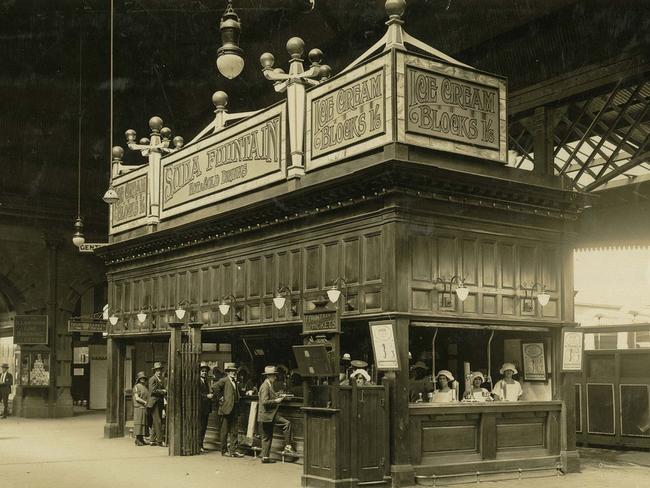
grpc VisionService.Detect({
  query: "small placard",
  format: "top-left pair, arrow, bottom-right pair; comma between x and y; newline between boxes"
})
68,318 -> 107,333
14,315 -> 48,345
302,308 -> 339,335
521,342 -> 547,381
369,320 -> 400,371
561,329 -> 584,372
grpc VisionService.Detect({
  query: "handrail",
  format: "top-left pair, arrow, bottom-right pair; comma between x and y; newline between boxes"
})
415,463 -> 562,486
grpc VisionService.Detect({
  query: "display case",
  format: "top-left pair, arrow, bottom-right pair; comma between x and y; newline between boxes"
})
15,349 -> 51,387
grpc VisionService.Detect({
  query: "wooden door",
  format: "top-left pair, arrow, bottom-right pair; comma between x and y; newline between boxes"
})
353,385 -> 389,483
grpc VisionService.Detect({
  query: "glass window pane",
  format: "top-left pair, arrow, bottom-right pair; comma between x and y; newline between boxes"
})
587,384 -> 615,435
621,385 -> 650,437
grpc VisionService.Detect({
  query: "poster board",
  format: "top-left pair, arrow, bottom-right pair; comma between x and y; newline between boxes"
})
13,315 -> 48,345
521,342 -> 547,381
369,320 -> 400,371
561,328 -> 584,372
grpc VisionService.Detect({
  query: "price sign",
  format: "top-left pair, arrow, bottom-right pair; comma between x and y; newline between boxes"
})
369,320 -> 400,371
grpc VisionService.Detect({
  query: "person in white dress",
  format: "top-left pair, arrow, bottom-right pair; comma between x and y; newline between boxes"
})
430,370 -> 456,403
492,363 -> 523,402
463,372 -> 492,402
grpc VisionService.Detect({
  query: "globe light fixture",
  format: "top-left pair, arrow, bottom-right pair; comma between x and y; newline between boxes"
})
455,281 -> 470,302
435,275 -> 468,308
520,283 -> 550,312
103,186 -> 119,204
175,300 -> 190,320
273,286 -> 291,310
137,310 -> 148,324
72,217 -> 85,247
327,277 -> 349,304
216,1 -> 244,79
219,294 -> 237,316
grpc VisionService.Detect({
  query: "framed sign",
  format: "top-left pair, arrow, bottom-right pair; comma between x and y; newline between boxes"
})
14,315 -> 48,345
369,320 -> 400,371
521,342 -> 547,381
561,329 -> 584,372
302,308 -> 339,335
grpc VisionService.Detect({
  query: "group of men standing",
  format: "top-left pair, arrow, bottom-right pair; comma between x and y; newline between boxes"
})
199,362 -> 295,464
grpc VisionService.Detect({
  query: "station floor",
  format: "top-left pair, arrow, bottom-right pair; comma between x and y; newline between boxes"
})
1,411 -> 650,488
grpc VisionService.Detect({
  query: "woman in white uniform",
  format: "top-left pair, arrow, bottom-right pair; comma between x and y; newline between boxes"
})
463,372 -> 492,402
430,370 -> 456,403
492,363 -> 523,402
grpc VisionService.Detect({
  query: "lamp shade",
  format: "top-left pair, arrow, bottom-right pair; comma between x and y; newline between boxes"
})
219,303 -> 231,316
273,296 -> 287,310
217,53 -> 245,79
109,315 -> 119,326
102,187 -> 119,204
137,311 -> 147,323
537,291 -> 550,307
327,288 -> 342,303
455,285 -> 469,302
72,233 -> 85,247
175,307 -> 186,320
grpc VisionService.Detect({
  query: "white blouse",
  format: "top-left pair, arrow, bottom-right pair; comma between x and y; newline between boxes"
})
492,380 -> 523,402
430,389 -> 455,403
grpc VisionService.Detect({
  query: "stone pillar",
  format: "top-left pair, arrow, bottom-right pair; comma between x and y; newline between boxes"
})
167,322 -> 184,456
104,337 -> 126,438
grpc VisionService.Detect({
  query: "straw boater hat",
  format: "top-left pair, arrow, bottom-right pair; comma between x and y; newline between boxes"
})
350,369 -> 371,382
224,362 -> 237,372
350,359 -> 368,369
436,370 -> 455,382
262,365 -> 278,375
1,363 -> 8,369
200,361 -> 210,371
135,371 -> 147,382
499,363 -> 518,375
152,361 -> 163,371
470,372 -> 485,383
342,353 -> 352,361
412,361 -> 428,371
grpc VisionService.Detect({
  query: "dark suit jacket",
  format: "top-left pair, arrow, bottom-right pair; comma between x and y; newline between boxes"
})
199,377 -> 213,414
147,375 -> 165,408
0,371 -> 12,392
214,376 -> 240,416
257,379 -> 280,423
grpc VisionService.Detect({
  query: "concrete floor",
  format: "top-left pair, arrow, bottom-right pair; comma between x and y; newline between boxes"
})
1,412 -> 650,488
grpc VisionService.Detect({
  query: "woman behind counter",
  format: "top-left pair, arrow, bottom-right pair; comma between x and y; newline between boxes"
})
132,371 -> 150,446
463,372 -> 492,402
430,370 -> 456,403
492,363 -> 523,402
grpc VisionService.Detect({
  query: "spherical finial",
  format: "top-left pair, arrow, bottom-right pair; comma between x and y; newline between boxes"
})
139,137 -> 150,145
308,48 -> 323,65
112,146 -> 124,160
149,116 -> 163,132
160,127 -> 172,140
286,37 -> 305,59
172,136 -> 184,149
385,0 -> 406,18
319,64 -> 332,80
125,129 -> 137,142
260,52 -> 275,69
212,90 -> 228,108
273,67 -> 286,75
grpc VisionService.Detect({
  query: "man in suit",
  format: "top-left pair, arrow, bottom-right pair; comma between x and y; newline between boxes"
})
198,362 -> 214,452
0,363 -> 13,418
214,362 -> 244,457
147,362 -> 166,446
257,365 -> 294,464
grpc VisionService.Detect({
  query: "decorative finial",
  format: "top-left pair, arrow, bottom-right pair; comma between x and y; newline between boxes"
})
112,146 -> 124,161
149,116 -> 163,133
260,52 -> 275,70
286,37 -> 305,59
212,90 -> 229,110
125,129 -> 137,143
385,0 -> 406,20
160,127 -> 172,140
172,136 -> 184,149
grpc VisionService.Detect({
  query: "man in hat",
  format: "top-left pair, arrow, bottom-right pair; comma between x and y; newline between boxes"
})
198,362 -> 214,452
147,362 -> 166,446
257,365 -> 293,463
409,361 -> 434,402
0,363 -> 13,418
214,362 -> 244,457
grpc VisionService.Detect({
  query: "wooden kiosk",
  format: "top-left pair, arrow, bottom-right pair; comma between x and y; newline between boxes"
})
100,1 -> 585,486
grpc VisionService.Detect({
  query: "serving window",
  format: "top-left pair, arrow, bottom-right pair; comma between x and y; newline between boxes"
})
408,323 -> 553,404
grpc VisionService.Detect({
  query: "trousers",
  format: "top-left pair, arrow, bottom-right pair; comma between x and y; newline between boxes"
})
260,414 -> 291,458
149,403 -> 163,443
219,412 -> 239,454
0,388 -> 9,416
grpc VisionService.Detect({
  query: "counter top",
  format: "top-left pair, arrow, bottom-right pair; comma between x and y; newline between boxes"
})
409,400 -> 562,415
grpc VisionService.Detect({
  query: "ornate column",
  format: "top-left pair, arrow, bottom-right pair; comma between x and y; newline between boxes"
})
104,337 -> 126,438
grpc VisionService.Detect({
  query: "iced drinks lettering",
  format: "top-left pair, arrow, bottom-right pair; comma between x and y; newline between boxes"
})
112,175 -> 147,225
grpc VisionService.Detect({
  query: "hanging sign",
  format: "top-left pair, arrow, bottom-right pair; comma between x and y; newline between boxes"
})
302,308 -> 339,335
160,105 -> 285,218
369,320 -> 400,371
14,315 -> 49,345
68,318 -> 107,333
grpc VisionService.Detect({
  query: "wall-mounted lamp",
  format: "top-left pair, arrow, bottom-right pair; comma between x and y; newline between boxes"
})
175,300 -> 191,321
219,294 -> 239,319
273,286 -> 292,310
520,283 -> 550,312
435,275 -> 469,308
105,307 -> 121,327
327,277 -> 354,310
137,305 -> 153,324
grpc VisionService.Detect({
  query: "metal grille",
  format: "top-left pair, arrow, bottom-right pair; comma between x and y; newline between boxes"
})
179,341 -> 201,455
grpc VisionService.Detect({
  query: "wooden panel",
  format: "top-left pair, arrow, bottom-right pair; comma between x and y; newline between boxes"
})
124,281 -> 132,312
483,295 -> 497,314
462,294 -> 477,313
290,250 -> 301,291
343,238 -> 360,284
502,296 -> 514,315
480,412 -> 497,460
437,236 -> 456,278
305,245 -> 320,290
481,241 -> 496,287
518,245 -> 536,286
151,277 -> 159,310
201,268 -> 210,305
496,422 -> 544,448
222,264 -> 232,295
143,278 -> 153,308
264,255 -> 275,296
189,270 -> 199,305
211,266 -> 221,303
412,289 -> 431,311
178,272 -> 188,304
323,241 -> 340,287
363,233 -> 382,283
499,243 -> 515,289
234,261 -> 245,298
364,291 -> 381,311
168,274 -> 176,310
158,276 -> 167,309
422,424 -> 477,453
541,248 -> 558,292
462,239 -> 478,285
277,252 -> 289,289
587,384 -> 615,434
248,257 -> 262,298
412,235 -> 432,281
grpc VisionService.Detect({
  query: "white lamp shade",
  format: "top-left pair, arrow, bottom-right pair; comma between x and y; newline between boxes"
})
273,296 -> 287,310
455,285 -> 469,302
102,187 -> 119,204
219,303 -> 231,316
72,234 -> 85,247
327,288 -> 342,303
137,312 -> 147,323
109,315 -> 119,326
537,292 -> 550,307
217,53 -> 244,79
175,308 -> 186,320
